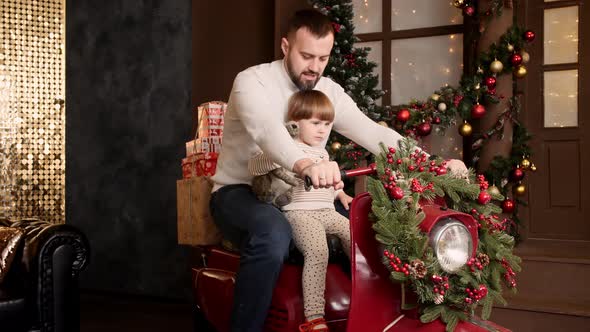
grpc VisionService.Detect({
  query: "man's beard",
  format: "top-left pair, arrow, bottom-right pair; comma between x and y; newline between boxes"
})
285,59 -> 320,91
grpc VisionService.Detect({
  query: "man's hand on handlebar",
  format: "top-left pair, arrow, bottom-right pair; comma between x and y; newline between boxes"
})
294,158 -> 344,190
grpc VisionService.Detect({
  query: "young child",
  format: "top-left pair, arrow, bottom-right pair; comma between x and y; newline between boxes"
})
248,90 -> 353,332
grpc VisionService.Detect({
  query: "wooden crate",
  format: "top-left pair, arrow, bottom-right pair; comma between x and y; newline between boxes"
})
176,177 -> 222,246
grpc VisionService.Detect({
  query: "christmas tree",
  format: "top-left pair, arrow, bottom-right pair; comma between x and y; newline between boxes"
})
310,0 -> 388,168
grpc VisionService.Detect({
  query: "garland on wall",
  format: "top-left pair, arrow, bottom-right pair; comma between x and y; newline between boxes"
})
368,138 -> 521,331
310,0 -> 534,240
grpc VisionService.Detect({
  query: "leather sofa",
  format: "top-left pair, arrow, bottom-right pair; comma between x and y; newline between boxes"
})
0,218 -> 90,332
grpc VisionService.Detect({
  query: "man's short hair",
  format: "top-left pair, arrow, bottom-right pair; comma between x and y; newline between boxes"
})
286,9 -> 334,40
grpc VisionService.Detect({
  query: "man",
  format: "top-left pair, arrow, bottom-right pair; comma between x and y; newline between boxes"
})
210,9 -> 467,331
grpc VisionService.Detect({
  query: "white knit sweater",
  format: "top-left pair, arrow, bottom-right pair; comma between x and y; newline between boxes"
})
211,59 -> 405,192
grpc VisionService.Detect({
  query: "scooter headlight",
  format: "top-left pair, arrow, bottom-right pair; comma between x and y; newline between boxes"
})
429,218 -> 473,273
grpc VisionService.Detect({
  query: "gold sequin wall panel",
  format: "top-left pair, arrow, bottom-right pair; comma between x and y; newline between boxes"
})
0,0 -> 65,223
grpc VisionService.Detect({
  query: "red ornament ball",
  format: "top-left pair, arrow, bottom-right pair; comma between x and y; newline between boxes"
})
510,168 -> 525,182
510,53 -> 523,66
433,116 -> 441,124
501,198 -> 516,213
471,103 -> 486,119
484,76 -> 496,88
416,122 -> 432,136
389,186 -> 404,200
396,109 -> 411,123
436,167 -> 448,175
478,191 -> 492,205
463,5 -> 475,16
524,30 -> 536,42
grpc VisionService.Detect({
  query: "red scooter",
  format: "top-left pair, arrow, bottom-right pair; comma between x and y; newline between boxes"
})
192,165 -> 510,332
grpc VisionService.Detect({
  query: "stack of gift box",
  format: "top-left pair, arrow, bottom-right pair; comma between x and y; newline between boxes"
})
181,101 -> 226,178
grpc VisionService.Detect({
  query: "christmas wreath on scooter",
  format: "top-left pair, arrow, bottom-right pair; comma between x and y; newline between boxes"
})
367,138 -> 521,332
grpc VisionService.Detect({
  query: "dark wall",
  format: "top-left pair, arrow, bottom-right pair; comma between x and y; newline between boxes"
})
191,0 -> 274,113
66,0 -> 278,298
66,1 -> 192,298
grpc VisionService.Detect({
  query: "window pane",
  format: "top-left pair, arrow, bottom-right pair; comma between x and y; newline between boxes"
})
390,34 -> 463,105
544,6 -> 578,65
391,0 -> 462,31
352,0 -> 382,34
544,70 -> 578,128
355,41 -> 382,92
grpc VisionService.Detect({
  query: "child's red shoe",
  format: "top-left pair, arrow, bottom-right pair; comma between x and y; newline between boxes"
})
298,317 -> 329,332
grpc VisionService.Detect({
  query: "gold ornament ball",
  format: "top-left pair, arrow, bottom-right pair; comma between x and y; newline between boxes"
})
515,65 -> 527,78
378,121 -> 389,128
520,158 -> 531,169
514,183 -> 526,196
331,142 -> 342,152
459,121 -> 473,137
431,93 -> 440,101
453,0 -> 465,8
520,51 -> 530,64
507,43 -> 514,52
488,185 -> 501,196
530,163 -> 537,172
490,60 -> 504,73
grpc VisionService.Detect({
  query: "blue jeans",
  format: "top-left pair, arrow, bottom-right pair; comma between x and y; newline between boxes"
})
209,184 -> 292,332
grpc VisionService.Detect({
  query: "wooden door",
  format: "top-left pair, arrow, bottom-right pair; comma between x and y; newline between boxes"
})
493,1 -> 590,329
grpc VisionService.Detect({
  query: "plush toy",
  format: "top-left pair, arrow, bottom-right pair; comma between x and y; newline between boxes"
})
250,122 -> 300,208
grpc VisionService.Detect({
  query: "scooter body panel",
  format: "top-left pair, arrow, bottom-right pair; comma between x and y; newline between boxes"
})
193,192 -> 511,332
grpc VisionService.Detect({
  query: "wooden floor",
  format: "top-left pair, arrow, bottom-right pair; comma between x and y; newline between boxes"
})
80,291 -> 590,332
80,292 -> 201,332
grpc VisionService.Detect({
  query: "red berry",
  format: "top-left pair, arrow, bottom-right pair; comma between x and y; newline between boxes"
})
390,186 -> 404,200
478,191 -> 492,205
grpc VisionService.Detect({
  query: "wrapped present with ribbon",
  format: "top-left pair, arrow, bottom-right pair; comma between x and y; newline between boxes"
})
181,152 -> 219,179
196,152 -> 218,176
185,136 -> 222,156
197,101 -> 226,138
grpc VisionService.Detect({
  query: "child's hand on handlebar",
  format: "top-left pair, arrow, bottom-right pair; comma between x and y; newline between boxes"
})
336,191 -> 354,210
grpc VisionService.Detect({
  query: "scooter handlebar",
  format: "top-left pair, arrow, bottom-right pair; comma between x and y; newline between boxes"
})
304,163 -> 376,191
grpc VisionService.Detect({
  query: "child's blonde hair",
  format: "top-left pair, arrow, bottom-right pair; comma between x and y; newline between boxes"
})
287,90 -> 335,122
